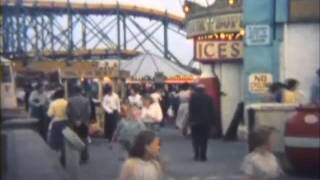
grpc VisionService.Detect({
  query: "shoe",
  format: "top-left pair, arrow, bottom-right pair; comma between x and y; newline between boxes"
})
200,157 -> 207,162
194,155 -> 200,161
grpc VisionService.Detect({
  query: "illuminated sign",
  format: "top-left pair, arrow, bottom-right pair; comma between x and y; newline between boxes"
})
195,40 -> 243,61
186,13 -> 243,37
249,73 -> 273,94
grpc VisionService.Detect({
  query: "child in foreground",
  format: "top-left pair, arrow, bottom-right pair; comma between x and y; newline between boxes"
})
112,103 -> 146,160
241,126 -> 283,180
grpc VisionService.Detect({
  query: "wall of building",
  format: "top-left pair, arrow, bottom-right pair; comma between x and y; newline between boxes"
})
214,63 -> 243,134
282,23 -> 320,101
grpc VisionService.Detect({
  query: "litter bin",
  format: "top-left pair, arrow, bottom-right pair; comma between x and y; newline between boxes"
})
285,105 -> 320,174
246,103 -> 298,170
62,127 -> 85,180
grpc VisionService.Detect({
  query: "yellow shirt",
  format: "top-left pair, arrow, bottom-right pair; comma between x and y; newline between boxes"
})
283,90 -> 299,104
47,98 -> 68,121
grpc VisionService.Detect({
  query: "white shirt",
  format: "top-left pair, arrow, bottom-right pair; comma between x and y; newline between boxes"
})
141,102 -> 163,123
128,94 -> 142,107
29,90 -> 49,107
102,92 -> 121,114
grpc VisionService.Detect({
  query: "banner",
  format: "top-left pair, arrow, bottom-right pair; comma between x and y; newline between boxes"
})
195,40 -> 243,61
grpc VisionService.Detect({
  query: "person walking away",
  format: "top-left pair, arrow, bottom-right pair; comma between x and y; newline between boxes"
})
47,89 -> 68,156
141,96 -> 163,132
119,130 -> 163,180
29,83 -> 49,140
24,83 -> 32,111
310,69 -> 320,105
241,126 -> 283,180
175,83 -> 191,133
282,79 -> 306,104
128,88 -> 143,107
66,85 -> 91,164
112,104 -> 146,160
188,84 -> 215,161
102,84 -> 121,141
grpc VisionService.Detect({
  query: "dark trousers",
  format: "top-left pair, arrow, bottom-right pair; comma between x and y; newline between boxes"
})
104,112 -> 119,140
191,124 -> 210,160
31,105 -> 48,140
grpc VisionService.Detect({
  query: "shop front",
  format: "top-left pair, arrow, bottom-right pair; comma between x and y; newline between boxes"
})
184,0 -> 245,136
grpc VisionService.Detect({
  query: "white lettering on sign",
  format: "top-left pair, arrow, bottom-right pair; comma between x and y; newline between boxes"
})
195,40 -> 243,61
249,73 -> 273,94
186,13 -> 242,38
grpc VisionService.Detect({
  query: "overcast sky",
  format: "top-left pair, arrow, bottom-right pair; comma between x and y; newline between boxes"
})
32,0 -> 217,65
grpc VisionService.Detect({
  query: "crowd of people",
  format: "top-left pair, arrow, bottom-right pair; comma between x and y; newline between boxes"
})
22,73 -> 319,180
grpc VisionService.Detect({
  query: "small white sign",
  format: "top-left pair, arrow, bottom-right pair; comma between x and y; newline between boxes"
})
249,73 -> 273,94
245,24 -> 271,46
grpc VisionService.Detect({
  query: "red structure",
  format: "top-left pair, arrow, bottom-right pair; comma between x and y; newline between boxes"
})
285,106 -> 320,173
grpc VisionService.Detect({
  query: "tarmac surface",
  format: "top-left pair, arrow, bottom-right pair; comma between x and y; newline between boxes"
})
78,127 -> 319,180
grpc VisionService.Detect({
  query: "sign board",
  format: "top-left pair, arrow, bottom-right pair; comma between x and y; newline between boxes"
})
186,13 -> 242,37
249,73 -> 273,94
195,40 -> 243,61
245,24 -> 271,46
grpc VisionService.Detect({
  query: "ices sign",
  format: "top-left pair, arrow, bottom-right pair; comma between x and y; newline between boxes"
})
195,40 -> 243,61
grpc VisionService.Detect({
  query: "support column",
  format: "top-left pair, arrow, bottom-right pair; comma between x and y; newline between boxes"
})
67,0 -> 73,59
116,10 -> 121,51
163,21 -> 168,59
81,15 -> 87,49
41,15 -> 46,53
122,15 -> 127,50
49,14 -> 54,52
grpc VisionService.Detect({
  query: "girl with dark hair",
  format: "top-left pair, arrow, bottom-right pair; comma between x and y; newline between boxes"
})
282,79 -> 305,104
119,130 -> 163,180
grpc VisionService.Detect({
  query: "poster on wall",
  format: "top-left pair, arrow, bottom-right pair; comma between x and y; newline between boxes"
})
245,24 -> 271,46
195,40 -> 243,61
249,73 -> 273,94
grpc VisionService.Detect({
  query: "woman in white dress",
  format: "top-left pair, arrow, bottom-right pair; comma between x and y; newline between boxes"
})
119,130 -> 163,180
175,83 -> 191,133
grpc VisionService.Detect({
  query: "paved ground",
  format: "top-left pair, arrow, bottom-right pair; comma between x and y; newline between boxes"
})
79,127 -> 319,180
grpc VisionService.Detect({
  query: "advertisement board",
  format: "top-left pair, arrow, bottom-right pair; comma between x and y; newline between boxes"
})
186,13 -> 243,37
249,73 -> 273,94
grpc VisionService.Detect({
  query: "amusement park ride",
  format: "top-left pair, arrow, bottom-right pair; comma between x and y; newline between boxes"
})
0,0 -> 197,73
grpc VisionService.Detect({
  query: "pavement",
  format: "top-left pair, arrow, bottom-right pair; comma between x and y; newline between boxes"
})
78,127 -> 319,180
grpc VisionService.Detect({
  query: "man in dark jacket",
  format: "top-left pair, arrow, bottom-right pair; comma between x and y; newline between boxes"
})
188,84 -> 215,162
66,85 -> 91,163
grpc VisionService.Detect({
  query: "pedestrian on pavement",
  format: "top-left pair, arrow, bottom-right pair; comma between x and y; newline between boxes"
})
241,126 -> 283,180
29,82 -> 49,140
188,84 -> 215,162
66,85 -> 91,164
102,84 -> 121,141
128,87 -> 143,107
310,68 -> 320,105
112,104 -> 146,160
175,83 -> 191,133
119,130 -> 163,180
141,95 -> 163,132
47,88 -> 68,152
